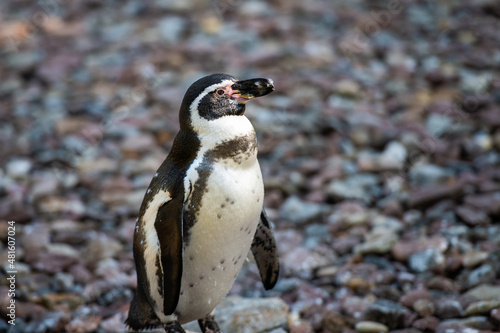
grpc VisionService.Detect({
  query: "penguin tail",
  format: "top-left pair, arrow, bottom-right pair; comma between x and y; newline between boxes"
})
125,289 -> 161,331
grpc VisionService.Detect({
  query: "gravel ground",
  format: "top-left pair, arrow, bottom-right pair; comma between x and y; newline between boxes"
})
1,0 -> 500,332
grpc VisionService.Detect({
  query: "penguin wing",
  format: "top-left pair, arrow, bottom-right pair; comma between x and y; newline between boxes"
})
251,209 -> 280,290
154,193 -> 184,315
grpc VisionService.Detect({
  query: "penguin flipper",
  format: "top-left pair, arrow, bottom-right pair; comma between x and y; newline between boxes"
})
251,209 -> 280,290
154,194 -> 184,315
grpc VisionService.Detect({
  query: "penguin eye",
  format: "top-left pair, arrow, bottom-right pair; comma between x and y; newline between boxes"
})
216,89 -> 225,96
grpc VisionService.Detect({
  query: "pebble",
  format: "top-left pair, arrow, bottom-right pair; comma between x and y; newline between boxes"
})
435,298 -> 464,319
65,315 -> 102,333
355,321 -> 389,333
378,141 -> 408,170
463,251 -> 489,268
392,236 -> 448,262
342,296 -> 376,320
5,158 -> 32,178
321,311 -> 352,333
463,300 -> 500,316
409,163 -> 453,187
436,316 -> 495,332
42,293 -> 85,311
99,313 -> 126,332
412,316 -> 440,331
84,233 -> 123,264
408,248 -> 445,273
279,195 -> 329,225
327,174 -> 379,204
157,16 -> 186,43
456,206 -> 490,226
464,284 -> 500,301
364,299 -> 407,330
399,289 -> 433,308
354,232 -> 398,255
214,296 -> 289,333
467,264 -> 496,288
413,299 -> 435,317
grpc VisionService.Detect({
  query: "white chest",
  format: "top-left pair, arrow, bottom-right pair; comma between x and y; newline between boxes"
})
175,152 -> 264,323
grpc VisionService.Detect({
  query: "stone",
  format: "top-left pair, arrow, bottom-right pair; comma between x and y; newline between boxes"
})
84,233 -> 123,265
467,264 -> 496,288
426,276 -> 459,293
280,245 -> 331,278
321,311 -> 352,333
464,284 -> 500,301
65,315 -> 102,333
425,113 -> 458,137
435,298 -> 464,319
464,300 -> 500,316
334,79 -> 360,97
399,289 -> 433,308
279,195 -> 329,225
364,299 -> 406,330
213,296 -> 289,333
436,316 -> 495,332
464,193 -> 500,216
378,141 -> 407,170
354,232 -> 398,255
99,313 -> 127,332
102,22 -> 135,42
158,16 -> 186,43
409,163 -> 452,187
463,251 -> 489,268
491,308 -> 500,322
342,296 -> 376,320
371,215 -> 403,234
42,293 -> 85,311
456,206 -> 490,226
408,184 -> 462,209
355,321 -> 389,333
32,253 -> 79,274
408,248 -> 445,273
327,174 -> 379,204
413,299 -> 435,317
5,158 -> 32,178
412,316 -> 440,331
392,236 -> 448,262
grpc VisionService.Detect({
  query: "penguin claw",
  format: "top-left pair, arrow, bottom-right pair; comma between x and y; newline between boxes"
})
164,321 -> 186,333
198,315 -> 222,333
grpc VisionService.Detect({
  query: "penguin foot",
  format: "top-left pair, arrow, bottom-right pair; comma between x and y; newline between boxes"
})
164,321 -> 186,333
198,314 -> 222,333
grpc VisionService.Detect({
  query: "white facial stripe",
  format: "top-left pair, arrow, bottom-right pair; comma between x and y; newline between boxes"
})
189,79 -> 235,123
141,189 -> 172,321
189,79 -> 256,150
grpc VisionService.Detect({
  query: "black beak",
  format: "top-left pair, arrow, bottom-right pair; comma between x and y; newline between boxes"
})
230,78 -> 275,103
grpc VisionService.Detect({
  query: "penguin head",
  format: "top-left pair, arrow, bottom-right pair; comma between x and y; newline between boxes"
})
179,73 -> 274,132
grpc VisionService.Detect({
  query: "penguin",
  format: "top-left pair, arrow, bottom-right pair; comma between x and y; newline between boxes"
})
125,73 -> 280,333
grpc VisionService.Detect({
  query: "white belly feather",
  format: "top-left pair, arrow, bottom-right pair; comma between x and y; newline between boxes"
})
176,157 -> 264,323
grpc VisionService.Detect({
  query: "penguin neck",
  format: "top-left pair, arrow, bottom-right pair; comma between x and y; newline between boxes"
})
193,115 -> 256,151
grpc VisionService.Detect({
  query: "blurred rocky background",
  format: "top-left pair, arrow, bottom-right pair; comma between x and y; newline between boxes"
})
1,0 -> 500,332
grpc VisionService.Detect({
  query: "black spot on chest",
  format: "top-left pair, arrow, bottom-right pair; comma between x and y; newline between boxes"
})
210,133 -> 257,162
183,134 -> 258,240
